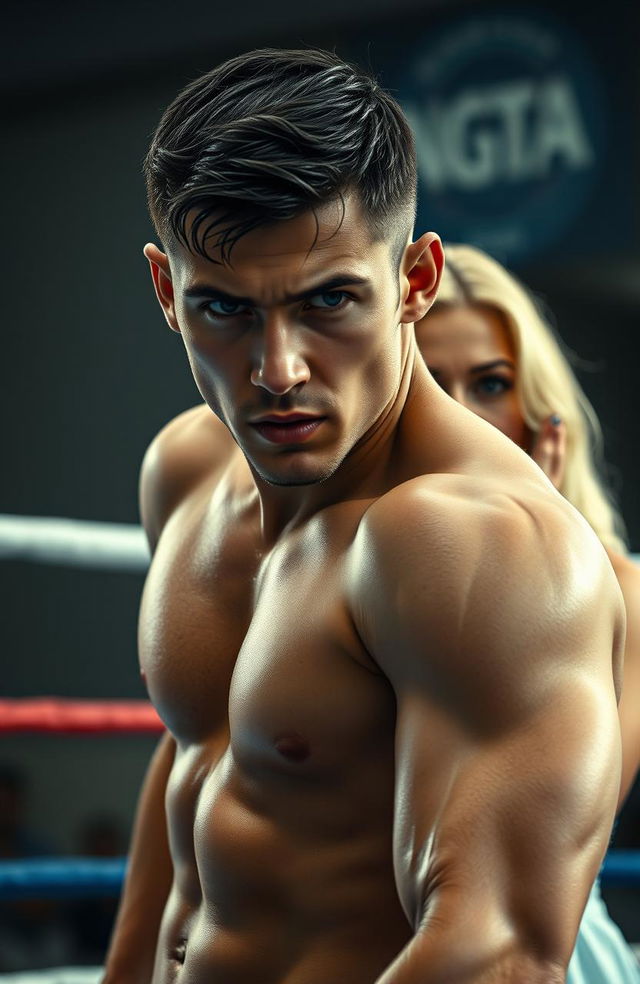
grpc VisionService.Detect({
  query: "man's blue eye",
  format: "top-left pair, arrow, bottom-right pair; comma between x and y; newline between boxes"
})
308,291 -> 346,309
207,299 -> 242,316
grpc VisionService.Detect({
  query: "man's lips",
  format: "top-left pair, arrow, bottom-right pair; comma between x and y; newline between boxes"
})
249,414 -> 326,445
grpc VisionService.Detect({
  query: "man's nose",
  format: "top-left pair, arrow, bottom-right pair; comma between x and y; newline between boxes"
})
250,318 -> 310,395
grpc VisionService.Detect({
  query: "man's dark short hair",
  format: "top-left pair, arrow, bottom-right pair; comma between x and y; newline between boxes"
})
144,48 -> 417,265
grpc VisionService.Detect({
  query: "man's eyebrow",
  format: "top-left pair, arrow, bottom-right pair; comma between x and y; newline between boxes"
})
182,275 -> 370,307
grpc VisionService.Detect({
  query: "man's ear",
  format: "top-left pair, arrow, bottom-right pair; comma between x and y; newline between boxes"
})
143,243 -> 181,333
399,232 -> 444,325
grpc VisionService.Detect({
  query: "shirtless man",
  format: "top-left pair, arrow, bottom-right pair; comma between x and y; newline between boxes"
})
103,48 -> 624,984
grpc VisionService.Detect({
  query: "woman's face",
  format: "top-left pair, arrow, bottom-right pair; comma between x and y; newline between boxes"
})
415,303 -> 530,449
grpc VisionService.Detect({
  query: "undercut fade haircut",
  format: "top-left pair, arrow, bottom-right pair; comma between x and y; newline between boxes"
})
144,48 -> 417,264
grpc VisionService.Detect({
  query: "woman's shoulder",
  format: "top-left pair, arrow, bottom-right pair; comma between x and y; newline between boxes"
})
606,547 -> 640,588
605,547 -> 640,620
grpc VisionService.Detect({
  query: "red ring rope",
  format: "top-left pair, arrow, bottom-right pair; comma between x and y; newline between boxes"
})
0,698 -> 163,734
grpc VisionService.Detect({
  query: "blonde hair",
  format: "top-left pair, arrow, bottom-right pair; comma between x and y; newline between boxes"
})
431,243 -> 627,552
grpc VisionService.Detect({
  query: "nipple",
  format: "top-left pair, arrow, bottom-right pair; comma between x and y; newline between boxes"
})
274,732 -> 310,763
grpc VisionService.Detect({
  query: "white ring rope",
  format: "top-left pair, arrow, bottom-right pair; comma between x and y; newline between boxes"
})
0,515 -> 150,572
0,513 -> 638,574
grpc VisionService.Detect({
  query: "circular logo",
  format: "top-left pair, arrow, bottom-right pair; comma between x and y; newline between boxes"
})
394,10 -> 605,263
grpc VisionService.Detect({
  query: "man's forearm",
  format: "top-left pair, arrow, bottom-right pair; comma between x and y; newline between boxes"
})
102,731 -> 175,984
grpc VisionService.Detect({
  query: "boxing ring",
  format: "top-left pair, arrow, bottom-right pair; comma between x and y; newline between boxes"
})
1,513 -> 640,976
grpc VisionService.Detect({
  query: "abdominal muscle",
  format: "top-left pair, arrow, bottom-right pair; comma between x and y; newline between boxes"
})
153,738 -> 412,984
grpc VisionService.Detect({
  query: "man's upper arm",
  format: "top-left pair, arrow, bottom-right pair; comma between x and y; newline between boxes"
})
350,479 -> 623,976
609,550 -> 640,805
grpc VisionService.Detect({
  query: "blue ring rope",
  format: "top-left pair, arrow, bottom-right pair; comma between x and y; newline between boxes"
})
0,851 -> 638,900
0,857 -> 127,900
601,850 -> 640,885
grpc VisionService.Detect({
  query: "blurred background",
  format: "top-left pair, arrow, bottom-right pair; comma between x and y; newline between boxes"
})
1,0 -> 638,969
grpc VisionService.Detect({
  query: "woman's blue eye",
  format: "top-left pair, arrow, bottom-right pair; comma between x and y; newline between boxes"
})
307,291 -> 346,309
207,298 -> 243,316
477,375 -> 511,396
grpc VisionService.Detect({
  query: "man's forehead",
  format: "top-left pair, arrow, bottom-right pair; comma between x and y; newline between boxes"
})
170,199 -> 391,293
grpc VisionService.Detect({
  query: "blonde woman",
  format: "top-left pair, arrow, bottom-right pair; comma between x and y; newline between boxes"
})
415,243 -> 640,983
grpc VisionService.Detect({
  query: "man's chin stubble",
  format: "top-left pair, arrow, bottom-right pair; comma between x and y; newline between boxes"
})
253,462 -> 337,488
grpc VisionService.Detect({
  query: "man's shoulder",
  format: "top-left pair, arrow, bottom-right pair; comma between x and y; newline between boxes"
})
605,547 -> 640,681
350,469 -> 616,648
142,403 -> 230,472
140,404 -> 235,549
348,470 -> 622,728
357,469 -> 588,573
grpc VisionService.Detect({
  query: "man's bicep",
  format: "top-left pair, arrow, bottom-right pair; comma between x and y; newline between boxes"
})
392,676 -> 620,967
609,553 -> 640,804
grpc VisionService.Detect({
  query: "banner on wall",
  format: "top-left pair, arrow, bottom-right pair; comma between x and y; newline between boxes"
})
391,9 -> 610,264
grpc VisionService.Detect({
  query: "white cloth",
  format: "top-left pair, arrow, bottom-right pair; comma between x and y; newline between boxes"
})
0,971 -> 101,984
568,880 -> 640,983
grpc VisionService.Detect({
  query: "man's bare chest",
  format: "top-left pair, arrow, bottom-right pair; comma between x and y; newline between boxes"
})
138,497 -> 392,761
